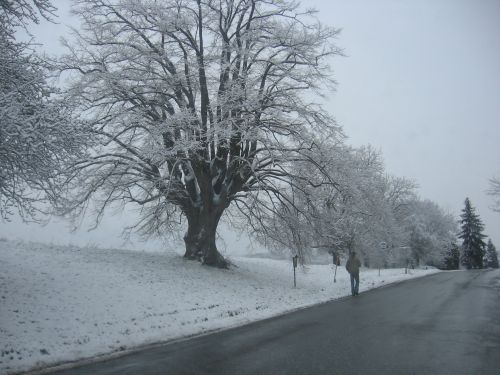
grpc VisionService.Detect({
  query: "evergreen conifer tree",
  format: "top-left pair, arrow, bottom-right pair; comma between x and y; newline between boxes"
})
458,198 -> 486,269
486,239 -> 499,268
444,243 -> 460,270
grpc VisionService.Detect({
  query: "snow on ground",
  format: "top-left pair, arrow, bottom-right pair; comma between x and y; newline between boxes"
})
0,239 -> 439,374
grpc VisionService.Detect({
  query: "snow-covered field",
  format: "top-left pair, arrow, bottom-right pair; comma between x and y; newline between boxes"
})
0,239 -> 439,374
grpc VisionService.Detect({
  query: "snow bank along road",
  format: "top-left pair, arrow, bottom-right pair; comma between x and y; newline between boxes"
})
1,239 -> 438,374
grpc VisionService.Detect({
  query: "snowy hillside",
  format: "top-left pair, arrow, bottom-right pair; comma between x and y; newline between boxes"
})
0,239 -> 439,374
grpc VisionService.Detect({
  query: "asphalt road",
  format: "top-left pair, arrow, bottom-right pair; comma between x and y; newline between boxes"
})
51,269 -> 500,375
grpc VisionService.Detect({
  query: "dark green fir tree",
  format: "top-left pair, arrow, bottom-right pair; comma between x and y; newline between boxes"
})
486,239 -> 499,268
458,198 -> 486,269
444,242 -> 460,270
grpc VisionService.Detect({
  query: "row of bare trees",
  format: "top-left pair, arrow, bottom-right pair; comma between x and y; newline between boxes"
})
249,143 -> 459,268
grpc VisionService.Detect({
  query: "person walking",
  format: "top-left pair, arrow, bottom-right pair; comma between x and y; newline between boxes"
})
346,251 -> 361,296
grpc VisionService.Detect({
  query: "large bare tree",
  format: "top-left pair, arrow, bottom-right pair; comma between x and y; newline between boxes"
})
59,0 -> 342,267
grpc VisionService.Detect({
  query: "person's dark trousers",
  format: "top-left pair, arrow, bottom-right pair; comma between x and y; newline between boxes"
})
350,272 -> 360,296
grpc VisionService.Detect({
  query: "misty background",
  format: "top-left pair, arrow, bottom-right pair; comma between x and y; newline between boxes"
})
2,0 -> 499,254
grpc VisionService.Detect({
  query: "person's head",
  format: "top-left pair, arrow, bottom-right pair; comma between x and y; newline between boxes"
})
350,251 -> 356,257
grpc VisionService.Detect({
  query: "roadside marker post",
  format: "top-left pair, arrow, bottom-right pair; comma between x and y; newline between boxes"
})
332,251 -> 339,283
292,255 -> 299,288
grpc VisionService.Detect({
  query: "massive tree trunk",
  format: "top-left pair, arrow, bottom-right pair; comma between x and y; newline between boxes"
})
183,196 -> 228,269
175,154 -> 234,269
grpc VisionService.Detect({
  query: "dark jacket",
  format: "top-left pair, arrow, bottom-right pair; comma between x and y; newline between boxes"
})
346,253 -> 361,275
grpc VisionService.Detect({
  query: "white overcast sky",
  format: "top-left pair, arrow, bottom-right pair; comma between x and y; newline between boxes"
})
310,0 -> 500,246
3,0 -> 500,250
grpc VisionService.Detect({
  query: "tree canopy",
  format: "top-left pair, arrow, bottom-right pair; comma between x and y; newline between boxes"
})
488,176 -> 500,213
485,239 -> 499,269
58,0 -> 343,266
0,0 -> 83,221
250,142 -> 458,268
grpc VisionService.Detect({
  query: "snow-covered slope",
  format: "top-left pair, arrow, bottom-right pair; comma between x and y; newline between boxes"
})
0,239 -> 439,374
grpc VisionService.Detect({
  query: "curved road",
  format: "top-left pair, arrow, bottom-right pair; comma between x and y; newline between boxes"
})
52,269 -> 500,375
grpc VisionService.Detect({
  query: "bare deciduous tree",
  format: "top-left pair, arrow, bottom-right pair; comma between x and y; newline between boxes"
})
0,0 -> 55,27
0,0 -> 83,221
250,144 -> 417,266
488,176 -> 500,213
403,199 -> 458,267
59,0 -> 342,267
